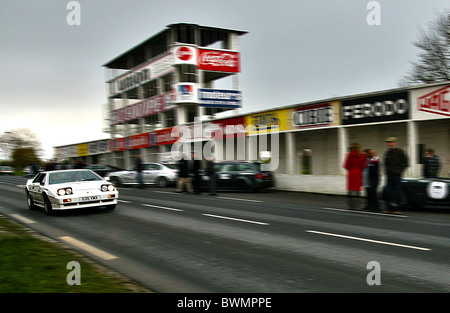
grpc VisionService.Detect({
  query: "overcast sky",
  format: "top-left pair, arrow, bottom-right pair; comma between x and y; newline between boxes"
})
1,0 -> 448,159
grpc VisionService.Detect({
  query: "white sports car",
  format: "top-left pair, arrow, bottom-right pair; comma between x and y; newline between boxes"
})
26,169 -> 118,215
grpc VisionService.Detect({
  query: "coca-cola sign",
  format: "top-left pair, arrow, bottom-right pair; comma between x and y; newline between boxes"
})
198,49 -> 240,73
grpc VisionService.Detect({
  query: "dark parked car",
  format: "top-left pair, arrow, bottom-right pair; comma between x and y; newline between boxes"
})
201,161 -> 275,192
401,177 -> 450,209
84,164 -> 124,177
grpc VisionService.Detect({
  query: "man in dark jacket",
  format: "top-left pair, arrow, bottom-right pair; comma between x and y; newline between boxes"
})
382,137 -> 409,214
422,148 -> 441,178
176,153 -> 193,193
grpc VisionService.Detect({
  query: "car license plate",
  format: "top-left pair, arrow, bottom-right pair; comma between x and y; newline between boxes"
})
80,196 -> 99,202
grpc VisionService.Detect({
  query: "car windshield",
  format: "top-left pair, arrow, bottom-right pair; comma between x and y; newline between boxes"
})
48,171 -> 102,184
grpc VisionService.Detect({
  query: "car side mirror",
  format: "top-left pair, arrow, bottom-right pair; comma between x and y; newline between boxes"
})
105,176 -> 110,181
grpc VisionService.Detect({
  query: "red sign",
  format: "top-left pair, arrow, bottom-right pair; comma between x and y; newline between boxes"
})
127,133 -> 151,149
175,46 -> 194,61
417,85 -> 450,117
198,49 -> 240,73
154,127 -> 179,146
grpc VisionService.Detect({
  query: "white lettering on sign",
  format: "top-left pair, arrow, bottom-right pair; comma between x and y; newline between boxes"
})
343,99 -> 408,119
417,86 -> 450,116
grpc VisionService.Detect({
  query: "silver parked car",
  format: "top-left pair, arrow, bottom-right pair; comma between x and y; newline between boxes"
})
107,163 -> 178,187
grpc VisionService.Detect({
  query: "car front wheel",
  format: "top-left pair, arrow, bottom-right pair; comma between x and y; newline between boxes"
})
26,191 -> 37,210
43,195 -> 54,216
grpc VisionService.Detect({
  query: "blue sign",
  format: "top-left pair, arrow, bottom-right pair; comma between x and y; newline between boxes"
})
198,89 -> 242,108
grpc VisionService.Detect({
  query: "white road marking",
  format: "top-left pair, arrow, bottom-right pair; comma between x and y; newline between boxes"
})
142,204 -> 183,212
323,207 -> 408,218
10,214 -> 36,224
202,214 -> 269,226
217,196 -> 262,203
153,191 -> 177,194
59,236 -> 118,260
306,230 -> 431,251
118,200 -> 131,203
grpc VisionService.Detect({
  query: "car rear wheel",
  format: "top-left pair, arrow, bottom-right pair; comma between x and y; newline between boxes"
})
157,177 -> 169,188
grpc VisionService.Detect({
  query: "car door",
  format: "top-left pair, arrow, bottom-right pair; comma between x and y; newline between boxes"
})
29,173 -> 46,203
142,164 -> 159,184
122,165 -> 137,184
216,164 -> 235,189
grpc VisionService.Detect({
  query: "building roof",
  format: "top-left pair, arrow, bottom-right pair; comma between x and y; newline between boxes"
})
103,23 -> 248,69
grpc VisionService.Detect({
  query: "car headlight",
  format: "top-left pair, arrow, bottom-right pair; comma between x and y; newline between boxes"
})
101,184 -> 115,192
57,188 -> 73,196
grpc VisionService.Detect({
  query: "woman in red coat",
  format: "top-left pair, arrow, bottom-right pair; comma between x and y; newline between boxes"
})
343,143 -> 367,210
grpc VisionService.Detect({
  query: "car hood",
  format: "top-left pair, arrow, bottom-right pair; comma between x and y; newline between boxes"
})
48,181 -> 107,192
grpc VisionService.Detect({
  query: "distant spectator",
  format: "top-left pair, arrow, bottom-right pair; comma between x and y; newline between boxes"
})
343,143 -> 367,210
422,148 -> 441,178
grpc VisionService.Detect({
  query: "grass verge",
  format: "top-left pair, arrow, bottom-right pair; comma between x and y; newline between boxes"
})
0,215 -> 151,293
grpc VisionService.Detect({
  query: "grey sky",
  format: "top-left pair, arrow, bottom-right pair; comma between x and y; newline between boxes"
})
1,0 -> 448,159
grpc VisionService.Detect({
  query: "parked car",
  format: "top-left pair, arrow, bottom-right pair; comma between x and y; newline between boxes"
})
107,163 -> 178,187
201,161 -> 275,192
25,169 -> 118,215
401,177 -> 450,209
84,164 -> 124,177
0,166 -> 14,175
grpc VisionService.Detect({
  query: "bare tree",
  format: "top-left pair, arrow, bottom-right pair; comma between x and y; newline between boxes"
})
0,128 -> 43,160
399,11 -> 450,86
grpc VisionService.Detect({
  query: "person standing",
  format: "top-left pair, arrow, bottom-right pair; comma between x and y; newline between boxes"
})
135,155 -> 144,189
382,137 -> 409,214
343,143 -> 367,210
176,153 -> 193,193
362,149 -> 380,212
191,152 -> 202,195
205,156 -> 217,196
422,148 -> 441,178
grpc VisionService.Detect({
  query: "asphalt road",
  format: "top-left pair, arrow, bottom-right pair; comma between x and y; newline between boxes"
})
0,175 -> 449,293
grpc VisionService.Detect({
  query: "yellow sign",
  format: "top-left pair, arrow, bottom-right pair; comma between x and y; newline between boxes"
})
245,108 -> 294,135
77,143 -> 89,157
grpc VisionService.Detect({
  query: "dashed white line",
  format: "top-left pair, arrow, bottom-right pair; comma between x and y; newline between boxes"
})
10,214 -> 36,224
217,196 -> 263,203
323,207 -> 408,218
142,204 -> 184,212
59,236 -> 118,260
202,214 -> 269,226
306,230 -> 431,251
118,200 -> 131,203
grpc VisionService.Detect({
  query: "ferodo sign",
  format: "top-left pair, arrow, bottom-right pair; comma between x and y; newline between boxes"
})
341,91 -> 409,125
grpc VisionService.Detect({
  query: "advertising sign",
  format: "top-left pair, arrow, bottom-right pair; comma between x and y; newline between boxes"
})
154,127 -> 179,146
108,53 -> 174,96
173,45 -> 197,65
341,91 -> 409,125
111,90 -> 176,125
293,101 -> 340,129
198,89 -> 242,108
176,83 -> 198,103
245,109 -> 294,135
197,48 -> 240,73
126,133 -> 151,150
416,85 -> 450,118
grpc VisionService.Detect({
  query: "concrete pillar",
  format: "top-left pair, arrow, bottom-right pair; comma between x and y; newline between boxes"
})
338,127 -> 348,175
285,132 -> 296,174
407,121 -> 419,178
